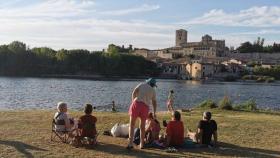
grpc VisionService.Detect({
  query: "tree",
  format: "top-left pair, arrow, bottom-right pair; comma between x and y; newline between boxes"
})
8,41 -> 27,53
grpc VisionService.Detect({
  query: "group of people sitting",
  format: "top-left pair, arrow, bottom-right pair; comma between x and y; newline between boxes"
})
53,77 -> 218,150
53,101 -> 218,149
53,102 -> 97,145
134,110 -> 218,149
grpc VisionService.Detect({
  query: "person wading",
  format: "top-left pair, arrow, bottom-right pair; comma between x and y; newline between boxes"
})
127,78 -> 157,149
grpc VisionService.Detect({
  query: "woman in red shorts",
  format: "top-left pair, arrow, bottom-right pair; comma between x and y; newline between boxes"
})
127,78 -> 158,149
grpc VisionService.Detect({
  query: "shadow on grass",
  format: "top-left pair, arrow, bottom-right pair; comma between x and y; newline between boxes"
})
185,142 -> 280,158
86,142 -> 187,158
0,140 -> 47,158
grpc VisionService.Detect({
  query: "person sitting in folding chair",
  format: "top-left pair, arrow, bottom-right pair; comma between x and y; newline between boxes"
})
51,102 -> 76,143
78,104 -> 98,145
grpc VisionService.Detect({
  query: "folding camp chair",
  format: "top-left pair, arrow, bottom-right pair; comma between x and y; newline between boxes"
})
51,118 -> 71,143
50,113 -> 76,143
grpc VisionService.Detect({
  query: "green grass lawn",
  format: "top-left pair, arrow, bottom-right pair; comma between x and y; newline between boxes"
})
0,109 -> 280,158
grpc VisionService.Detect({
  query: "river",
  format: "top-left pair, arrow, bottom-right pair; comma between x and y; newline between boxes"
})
0,77 -> 279,111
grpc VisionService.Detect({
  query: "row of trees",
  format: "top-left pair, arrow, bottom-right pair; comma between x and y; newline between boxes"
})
237,37 -> 280,53
0,41 -> 160,77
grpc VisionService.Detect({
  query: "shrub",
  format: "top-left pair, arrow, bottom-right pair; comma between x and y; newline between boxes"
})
266,77 -> 275,83
197,99 -> 217,109
235,99 -> 258,111
218,96 -> 233,110
242,75 -> 258,80
242,75 -> 275,82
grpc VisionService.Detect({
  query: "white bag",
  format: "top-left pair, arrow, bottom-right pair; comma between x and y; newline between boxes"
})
110,123 -> 129,137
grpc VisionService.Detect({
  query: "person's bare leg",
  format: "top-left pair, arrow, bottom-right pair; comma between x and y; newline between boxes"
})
187,132 -> 198,143
128,116 -> 136,147
139,118 -> 146,149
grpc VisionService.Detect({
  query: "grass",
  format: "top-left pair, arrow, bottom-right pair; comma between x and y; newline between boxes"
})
0,109 -> 280,158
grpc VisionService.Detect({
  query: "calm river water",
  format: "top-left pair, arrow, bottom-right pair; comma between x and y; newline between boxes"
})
0,77 -> 279,111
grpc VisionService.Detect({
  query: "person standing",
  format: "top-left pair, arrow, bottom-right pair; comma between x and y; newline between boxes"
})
127,78 -> 157,149
167,90 -> 175,112
111,101 -> 116,112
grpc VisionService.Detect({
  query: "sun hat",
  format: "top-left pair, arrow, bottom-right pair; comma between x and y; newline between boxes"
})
146,78 -> 157,87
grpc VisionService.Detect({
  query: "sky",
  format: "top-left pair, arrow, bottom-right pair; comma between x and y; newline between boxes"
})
0,0 -> 280,50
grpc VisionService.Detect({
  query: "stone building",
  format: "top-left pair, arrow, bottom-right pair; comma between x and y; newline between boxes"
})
133,29 -> 227,59
186,62 -> 219,80
133,48 -> 158,58
176,29 -> 188,47
174,29 -> 226,57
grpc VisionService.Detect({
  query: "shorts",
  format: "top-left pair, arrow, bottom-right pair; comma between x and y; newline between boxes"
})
128,101 -> 149,121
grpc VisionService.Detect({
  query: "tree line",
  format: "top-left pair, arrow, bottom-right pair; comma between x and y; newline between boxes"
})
0,41 -> 160,77
237,37 -> 280,53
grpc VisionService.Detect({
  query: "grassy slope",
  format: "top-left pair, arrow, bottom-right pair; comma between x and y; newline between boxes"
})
0,109 -> 280,158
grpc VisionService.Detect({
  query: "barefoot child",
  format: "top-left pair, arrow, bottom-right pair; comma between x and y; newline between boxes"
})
167,90 -> 175,112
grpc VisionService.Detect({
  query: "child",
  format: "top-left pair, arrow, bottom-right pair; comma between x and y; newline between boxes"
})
167,90 -> 175,112
111,101 -> 117,112
145,112 -> 161,144
78,104 -> 97,144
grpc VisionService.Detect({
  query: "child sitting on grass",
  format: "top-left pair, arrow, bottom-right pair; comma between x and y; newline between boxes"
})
145,112 -> 161,144
78,104 -> 97,145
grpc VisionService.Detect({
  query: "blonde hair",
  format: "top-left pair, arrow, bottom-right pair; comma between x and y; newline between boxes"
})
57,102 -> 67,112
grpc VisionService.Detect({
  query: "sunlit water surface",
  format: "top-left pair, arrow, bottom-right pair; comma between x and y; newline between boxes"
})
0,77 -> 279,111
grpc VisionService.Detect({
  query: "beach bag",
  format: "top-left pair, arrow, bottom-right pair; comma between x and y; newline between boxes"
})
110,123 -> 129,137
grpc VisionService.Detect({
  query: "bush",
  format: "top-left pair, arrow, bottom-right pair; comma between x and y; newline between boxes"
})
242,75 -> 258,80
256,76 -> 275,83
242,75 -> 275,83
235,99 -> 258,111
218,96 -> 233,110
197,99 -> 217,109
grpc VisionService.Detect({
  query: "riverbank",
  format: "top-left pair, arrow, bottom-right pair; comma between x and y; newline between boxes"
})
0,109 -> 280,157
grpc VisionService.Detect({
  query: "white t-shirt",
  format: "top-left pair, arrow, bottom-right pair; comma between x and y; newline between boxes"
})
54,112 -> 70,131
133,83 -> 156,106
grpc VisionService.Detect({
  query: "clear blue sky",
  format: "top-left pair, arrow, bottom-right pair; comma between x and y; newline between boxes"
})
0,0 -> 279,50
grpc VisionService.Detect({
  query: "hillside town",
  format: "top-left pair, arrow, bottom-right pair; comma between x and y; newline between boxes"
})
132,29 -> 280,80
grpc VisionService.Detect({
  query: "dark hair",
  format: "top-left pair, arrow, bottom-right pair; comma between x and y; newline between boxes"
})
163,120 -> 167,127
170,90 -> 174,93
148,112 -> 159,124
149,82 -> 156,88
173,111 -> 181,121
148,112 -> 154,119
84,104 -> 93,114
203,111 -> 212,121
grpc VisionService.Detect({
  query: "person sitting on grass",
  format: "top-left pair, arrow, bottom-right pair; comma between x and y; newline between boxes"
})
165,111 -> 184,147
145,112 -> 161,143
78,104 -> 97,145
187,111 -> 218,147
53,102 -> 75,133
